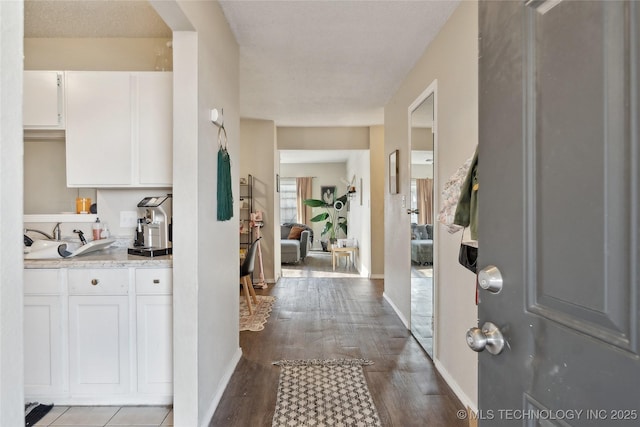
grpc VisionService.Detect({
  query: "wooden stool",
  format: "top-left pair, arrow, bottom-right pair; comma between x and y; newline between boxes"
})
335,252 -> 352,269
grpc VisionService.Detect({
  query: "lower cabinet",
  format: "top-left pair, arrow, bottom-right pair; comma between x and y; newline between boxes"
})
69,295 -> 129,395
24,266 -> 173,404
24,295 -> 64,396
136,295 -> 173,394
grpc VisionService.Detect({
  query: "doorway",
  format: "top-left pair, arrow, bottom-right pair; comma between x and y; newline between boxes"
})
409,88 -> 436,357
278,149 -> 371,278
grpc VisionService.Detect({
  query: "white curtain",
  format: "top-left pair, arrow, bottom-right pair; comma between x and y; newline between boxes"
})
417,178 -> 433,225
296,177 -> 313,225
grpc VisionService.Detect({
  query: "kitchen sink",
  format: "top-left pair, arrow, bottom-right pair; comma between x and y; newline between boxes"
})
25,238 -> 115,259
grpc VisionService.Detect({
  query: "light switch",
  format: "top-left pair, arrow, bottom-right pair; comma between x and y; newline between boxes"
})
120,211 -> 138,228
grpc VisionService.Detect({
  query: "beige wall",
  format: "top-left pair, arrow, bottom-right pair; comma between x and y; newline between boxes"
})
384,1 -> 478,410
24,38 -> 172,71
24,139 -> 95,214
345,151 -> 372,276
240,119 -> 277,282
411,127 -> 433,151
278,126 -> 369,150
369,126 -> 385,278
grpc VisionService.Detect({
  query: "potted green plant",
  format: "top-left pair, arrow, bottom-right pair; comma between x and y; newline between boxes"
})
303,195 -> 348,247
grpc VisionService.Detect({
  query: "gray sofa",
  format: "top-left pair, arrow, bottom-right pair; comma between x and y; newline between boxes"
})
280,223 -> 313,264
411,224 -> 433,265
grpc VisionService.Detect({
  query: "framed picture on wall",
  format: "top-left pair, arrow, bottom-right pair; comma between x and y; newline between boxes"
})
389,150 -> 399,194
321,185 -> 336,206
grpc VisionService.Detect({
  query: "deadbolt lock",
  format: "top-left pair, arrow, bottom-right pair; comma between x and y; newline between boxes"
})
478,265 -> 503,293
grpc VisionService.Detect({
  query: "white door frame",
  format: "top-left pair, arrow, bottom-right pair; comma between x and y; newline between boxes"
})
407,79 -> 439,357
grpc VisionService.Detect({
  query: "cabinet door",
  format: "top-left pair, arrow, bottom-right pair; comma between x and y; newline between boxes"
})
24,295 -> 64,396
23,71 -> 63,128
136,295 -> 173,394
136,72 -> 173,186
69,295 -> 129,395
66,71 -> 132,186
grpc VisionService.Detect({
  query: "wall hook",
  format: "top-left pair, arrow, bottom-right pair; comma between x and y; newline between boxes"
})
210,108 -> 224,128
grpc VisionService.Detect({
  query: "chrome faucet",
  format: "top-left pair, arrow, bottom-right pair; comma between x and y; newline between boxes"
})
52,223 -> 61,240
24,223 -> 62,241
24,228 -> 53,240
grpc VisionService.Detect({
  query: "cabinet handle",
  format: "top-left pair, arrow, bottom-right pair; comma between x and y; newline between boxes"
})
153,279 -> 160,284
91,279 -> 99,286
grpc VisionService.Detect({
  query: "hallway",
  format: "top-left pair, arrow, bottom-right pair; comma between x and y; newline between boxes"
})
210,260 -> 467,426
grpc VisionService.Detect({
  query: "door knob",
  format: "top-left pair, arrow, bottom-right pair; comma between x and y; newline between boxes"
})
406,208 -> 419,215
478,265 -> 503,293
466,322 -> 505,355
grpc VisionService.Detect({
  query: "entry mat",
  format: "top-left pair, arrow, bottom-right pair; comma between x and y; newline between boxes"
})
25,402 -> 53,426
271,359 -> 381,427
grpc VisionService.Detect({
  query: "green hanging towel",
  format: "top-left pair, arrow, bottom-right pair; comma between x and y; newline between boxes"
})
217,126 -> 233,221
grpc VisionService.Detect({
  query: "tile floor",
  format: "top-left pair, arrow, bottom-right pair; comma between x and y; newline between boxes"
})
33,406 -> 173,427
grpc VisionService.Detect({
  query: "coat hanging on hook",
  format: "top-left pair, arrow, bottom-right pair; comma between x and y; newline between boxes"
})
217,124 -> 233,221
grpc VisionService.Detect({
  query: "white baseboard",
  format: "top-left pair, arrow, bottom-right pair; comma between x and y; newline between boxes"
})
369,274 -> 384,279
382,292 -> 409,329
200,347 -> 243,427
433,357 -> 477,414
32,395 -> 174,406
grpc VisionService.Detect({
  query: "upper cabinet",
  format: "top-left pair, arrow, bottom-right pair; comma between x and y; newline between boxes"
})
65,71 -> 172,188
23,71 -> 65,129
136,73 -> 173,186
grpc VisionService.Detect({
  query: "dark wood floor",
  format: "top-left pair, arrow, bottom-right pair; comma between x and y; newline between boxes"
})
210,253 -> 467,426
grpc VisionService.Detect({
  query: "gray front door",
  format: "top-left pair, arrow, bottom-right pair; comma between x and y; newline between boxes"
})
477,1 -> 640,425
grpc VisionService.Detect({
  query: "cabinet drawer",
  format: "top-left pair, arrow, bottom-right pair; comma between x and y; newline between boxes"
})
24,269 -> 61,294
68,269 -> 129,295
136,268 -> 172,295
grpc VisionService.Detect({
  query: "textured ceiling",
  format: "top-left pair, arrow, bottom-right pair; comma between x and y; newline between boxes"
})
24,0 -> 171,38
219,0 -> 459,126
24,0 -> 459,127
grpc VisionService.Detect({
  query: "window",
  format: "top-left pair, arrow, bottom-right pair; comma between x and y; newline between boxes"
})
410,179 -> 418,224
279,177 -> 297,223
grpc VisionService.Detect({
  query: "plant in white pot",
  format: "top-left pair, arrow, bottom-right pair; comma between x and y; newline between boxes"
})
303,195 -> 348,248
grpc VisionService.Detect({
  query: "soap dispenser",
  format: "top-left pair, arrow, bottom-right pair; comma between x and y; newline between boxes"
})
93,217 -> 101,240
100,223 -> 110,239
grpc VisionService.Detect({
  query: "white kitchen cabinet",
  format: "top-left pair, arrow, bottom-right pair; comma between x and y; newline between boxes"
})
23,71 -> 64,129
136,295 -> 173,394
68,268 -> 129,396
24,295 -> 65,396
24,269 -> 65,397
66,71 -> 132,186
136,72 -> 173,186
65,71 -> 172,188
23,266 -> 172,404
136,268 -> 173,395
69,295 -> 130,396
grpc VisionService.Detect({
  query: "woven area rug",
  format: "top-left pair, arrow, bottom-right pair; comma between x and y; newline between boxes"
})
240,295 -> 275,331
272,359 -> 381,427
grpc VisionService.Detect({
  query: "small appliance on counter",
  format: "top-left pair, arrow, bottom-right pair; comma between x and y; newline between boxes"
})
128,194 -> 173,257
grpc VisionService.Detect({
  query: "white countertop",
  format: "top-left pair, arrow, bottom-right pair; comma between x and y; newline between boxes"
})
24,248 -> 172,269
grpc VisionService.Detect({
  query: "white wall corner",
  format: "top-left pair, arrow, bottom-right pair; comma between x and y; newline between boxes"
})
0,1 -> 25,425
434,357 -> 478,414
383,292 -> 409,329
200,347 -> 242,427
